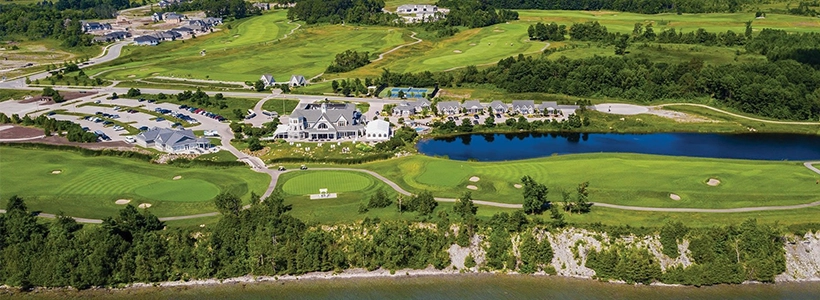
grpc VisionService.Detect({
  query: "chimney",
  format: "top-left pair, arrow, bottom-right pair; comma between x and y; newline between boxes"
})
321,103 -> 327,113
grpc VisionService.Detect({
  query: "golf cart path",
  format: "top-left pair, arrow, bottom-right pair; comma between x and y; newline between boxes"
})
5,163 -> 820,223
656,103 -> 820,125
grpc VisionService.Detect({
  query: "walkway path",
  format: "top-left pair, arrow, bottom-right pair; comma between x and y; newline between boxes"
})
308,31 -> 423,83
656,103 -> 820,125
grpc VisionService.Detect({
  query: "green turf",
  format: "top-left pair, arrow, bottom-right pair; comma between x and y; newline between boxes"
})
281,171 -> 373,195
347,154 -> 820,209
261,98 -> 300,115
133,179 -> 220,202
0,147 -> 270,219
87,11 -> 411,82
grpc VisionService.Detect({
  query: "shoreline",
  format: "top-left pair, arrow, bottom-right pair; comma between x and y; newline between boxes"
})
7,266 -> 819,294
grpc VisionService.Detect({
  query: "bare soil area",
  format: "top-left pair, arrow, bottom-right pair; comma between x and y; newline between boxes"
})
0,126 -> 44,139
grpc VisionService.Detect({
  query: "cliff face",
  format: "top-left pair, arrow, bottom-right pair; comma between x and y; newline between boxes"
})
466,228 -> 820,282
777,232 -> 820,282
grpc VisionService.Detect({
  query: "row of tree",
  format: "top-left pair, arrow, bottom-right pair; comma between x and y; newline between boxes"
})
0,112 -> 98,142
161,0 -> 260,19
286,0 -> 387,25
480,0 -> 754,14
0,4 -> 96,47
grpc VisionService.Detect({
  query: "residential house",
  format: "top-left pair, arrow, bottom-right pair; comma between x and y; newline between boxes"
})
164,12 -> 185,24
488,100 -> 508,114
396,4 -> 438,13
287,103 -> 364,141
136,127 -> 211,153
171,27 -> 195,36
158,0 -> 185,9
365,119 -> 392,141
134,35 -> 160,46
437,101 -> 461,115
512,100 -> 538,115
288,75 -> 307,87
260,74 -> 275,87
392,99 -> 430,116
152,31 -> 181,41
93,31 -> 131,43
82,21 -> 112,32
540,101 -> 559,115
152,12 -> 164,22
202,17 -> 222,26
253,2 -> 270,10
462,100 -> 483,114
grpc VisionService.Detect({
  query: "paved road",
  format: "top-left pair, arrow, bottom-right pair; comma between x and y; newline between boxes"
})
806,162 -> 820,175
1,41 -> 129,88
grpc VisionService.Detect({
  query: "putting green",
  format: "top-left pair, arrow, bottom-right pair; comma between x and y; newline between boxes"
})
416,160 -> 474,187
282,172 -> 372,195
134,179 -> 220,202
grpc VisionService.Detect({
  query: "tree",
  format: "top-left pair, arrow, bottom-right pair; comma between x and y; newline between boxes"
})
632,23 -> 643,38
214,193 -> 241,216
126,88 -> 141,97
745,20 -> 753,38
247,136 -> 263,151
111,92 -> 118,99
254,80 -> 266,92
453,191 -> 477,219
643,23 -> 656,41
484,114 -> 495,127
331,80 -> 339,92
549,205 -> 566,228
367,188 -> 392,208
410,191 -> 437,216
615,34 -> 630,55
459,118 -> 473,132
521,176 -> 549,214
397,90 -> 405,99
567,182 -> 593,214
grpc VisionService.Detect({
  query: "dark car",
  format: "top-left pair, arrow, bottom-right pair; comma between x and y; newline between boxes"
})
95,111 -> 103,115
473,120 -> 479,125
473,115 -> 480,119
138,98 -> 145,102
495,114 -> 502,118
139,126 -> 149,131
82,127 -> 90,131
156,117 -> 165,122
147,99 -> 156,103
179,105 -> 188,109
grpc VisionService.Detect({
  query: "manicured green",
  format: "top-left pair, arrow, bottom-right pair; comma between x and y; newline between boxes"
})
133,179 -> 220,202
0,147 -> 270,218
87,11 -> 410,82
261,98 -> 300,115
348,154 -> 820,209
281,171 -> 372,195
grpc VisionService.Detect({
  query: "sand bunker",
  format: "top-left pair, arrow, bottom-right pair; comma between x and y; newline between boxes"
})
514,184 -> 523,189
707,178 -> 721,186
669,194 -> 681,201
469,176 -> 480,182
466,185 -> 478,190
138,203 -> 152,209
127,74 -> 136,78
469,43 -> 477,46
173,175 -> 182,180
51,170 -> 62,174
453,50 -> 462,53
115,199 -> 131,205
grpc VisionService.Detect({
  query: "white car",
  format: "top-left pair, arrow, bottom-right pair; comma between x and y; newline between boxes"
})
125,136 -> 135,143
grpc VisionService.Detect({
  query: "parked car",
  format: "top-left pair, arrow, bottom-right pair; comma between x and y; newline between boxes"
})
125,136 -> 135,143
139,126 -> 149,131
156,117 -> 165,122
300,165 -> 308,170
47,111 -> 56,116
495,114 -> 502,118
278,166 -> 286,171
474,115 -> 480,120
82,127 -> 90,131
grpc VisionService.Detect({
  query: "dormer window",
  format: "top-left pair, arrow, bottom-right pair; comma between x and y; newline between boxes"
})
318,123 -> 328,130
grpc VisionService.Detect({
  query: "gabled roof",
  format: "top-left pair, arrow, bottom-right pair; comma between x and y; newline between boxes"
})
541,101 -> 559,110
290,103 -> 361,126
512,100 -> 536,108
366,119 -> 390,133
290,75 -> 306,83
261,74 -> 274,83
489,100 -> 507,109
134,35 -> 159,43
437,101 -> 461,110
462,100 -> 483,110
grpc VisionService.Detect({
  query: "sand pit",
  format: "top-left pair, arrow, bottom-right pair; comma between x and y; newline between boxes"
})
469,176 -> 480,182
115,199 -> 131,205
453,50 -> 462,53
469,43 -> 476,46
707,178 -> 721,186
669,194 -> 681,201
173,175 -> 182,180
51,170 -> 62,174
466,185 -> 478,190
514,184 -> 523,189
138,203 -> 152,209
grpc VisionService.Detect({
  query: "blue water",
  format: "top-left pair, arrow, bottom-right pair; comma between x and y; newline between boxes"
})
417,132 -> 820,161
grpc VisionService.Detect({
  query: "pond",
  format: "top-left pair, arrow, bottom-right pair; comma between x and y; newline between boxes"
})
416,132 -> 820,161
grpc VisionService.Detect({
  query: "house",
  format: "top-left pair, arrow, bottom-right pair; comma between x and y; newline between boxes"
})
136,127 -> 211,153
512,100 -> 538,115
152,12 -> 163,22
462,100 -> 483,114
253,2 -> 270,10
288,75 -> 307,87
260,74 -> 275,87
489,100 -> 508,114
365,119 -> 392,141
202,17 -> 222,26
93,31 -> 131,43
164,12 -> 185,24
287,103 -> 364,141
152,31 -> 181,41
134,35 -> 160,46
82,21 -> 112,32
392,99 -> 430,116
437,101 -> 461,115
396,4 -> 438,13
540,101 -> 559,115
171,26 -> 195,36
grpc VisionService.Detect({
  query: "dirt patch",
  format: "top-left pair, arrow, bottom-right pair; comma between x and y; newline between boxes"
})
514,184 -> 523,189
469,43 -> 476,46
115,199 -> 131,205
0,125 -> 44,139
128,75 -> 136,78
466,185 -> 478,190
670,194 -> 681,201
173,175 -> 182,180
453,50 -> 462,53
19,96 -> 53,104
1,134 -> 133,150
469,176 -> 480,182
648,108 -> 713,123
493,29 -> 505,32
51,170 -> 62,174
707,178 -> 721,186
138,203 -> 152,209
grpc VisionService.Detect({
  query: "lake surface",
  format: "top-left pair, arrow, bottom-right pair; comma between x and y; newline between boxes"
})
28,275 -> 820,300
417,133 -> 820,161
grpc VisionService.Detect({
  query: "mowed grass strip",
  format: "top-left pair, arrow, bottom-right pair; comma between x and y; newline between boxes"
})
349,153 -> 820,208
281,171 -> 373,195
0,147 -> 270,218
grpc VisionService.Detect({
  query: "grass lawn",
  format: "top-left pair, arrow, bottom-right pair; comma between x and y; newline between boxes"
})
0,89 -> 39,102
87,11 -> 411,82
343,154 -> 820,209
261,98 -> 300,115
517,10 -> 820,34
547,42 -> 766,65
196,150 -> 238,162
0,147 -> 270,219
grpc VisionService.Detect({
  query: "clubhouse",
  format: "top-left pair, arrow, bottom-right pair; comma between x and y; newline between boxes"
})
282,103 -> 365,141
136,127 -> 212,153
